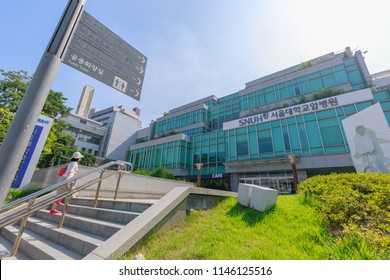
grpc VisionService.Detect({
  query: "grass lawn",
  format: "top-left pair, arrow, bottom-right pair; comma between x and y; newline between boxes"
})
120,195 -> 382,260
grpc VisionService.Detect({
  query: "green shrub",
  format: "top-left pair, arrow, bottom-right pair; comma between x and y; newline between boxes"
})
150,166 -> 174,179
311,88 -> 345,101
132,168 -> 150,176
132,166 -> 177,180
6,187 -> 42,203
296,60 -> 314,71
298,173 -> 390,258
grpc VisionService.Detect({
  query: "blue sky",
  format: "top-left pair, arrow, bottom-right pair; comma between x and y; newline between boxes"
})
1,0 -> 389,127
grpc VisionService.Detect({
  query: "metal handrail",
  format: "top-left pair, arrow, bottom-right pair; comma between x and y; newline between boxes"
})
0,160 -> 133,257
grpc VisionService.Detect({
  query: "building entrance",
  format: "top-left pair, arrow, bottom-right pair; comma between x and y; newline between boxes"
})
239,176 -> 294,194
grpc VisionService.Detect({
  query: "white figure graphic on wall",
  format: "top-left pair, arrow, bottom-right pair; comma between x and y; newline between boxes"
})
354,125 -> 390,173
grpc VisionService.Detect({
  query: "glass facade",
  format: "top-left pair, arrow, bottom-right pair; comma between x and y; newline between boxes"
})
128,49 -> 390,192
130,139 -> 191,171
154,108 -> 209,135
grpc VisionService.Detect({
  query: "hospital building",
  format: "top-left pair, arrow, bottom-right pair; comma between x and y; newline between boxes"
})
125,47 -> 390,192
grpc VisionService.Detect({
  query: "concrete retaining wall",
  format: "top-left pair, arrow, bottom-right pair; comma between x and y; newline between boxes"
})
30,166 -> 194,199
84,187 -> 237,260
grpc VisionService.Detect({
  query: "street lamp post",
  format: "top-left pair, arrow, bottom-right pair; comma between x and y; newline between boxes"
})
194,163 -> 204,188
287,154 -> 299,194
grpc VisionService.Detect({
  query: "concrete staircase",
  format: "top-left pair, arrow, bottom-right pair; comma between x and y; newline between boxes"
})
0,197 -> 155,260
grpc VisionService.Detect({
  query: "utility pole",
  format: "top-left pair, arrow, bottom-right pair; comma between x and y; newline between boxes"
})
0,0 -> 86,208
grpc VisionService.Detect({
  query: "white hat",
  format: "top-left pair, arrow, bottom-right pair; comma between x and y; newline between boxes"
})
72,151 -> 84,159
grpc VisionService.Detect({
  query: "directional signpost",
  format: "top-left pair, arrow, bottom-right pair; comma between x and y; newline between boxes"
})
0,0 -> 87,207
0,0 -> 148,208
62,11 -> 147,100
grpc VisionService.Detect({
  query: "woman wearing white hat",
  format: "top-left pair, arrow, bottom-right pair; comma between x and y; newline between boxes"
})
50,151 -> 84,214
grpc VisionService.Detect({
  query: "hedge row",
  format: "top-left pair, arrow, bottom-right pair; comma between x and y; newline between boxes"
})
298,173 -> 390,258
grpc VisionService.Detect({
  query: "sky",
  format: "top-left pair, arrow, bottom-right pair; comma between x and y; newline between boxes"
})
1,0 -> 389,127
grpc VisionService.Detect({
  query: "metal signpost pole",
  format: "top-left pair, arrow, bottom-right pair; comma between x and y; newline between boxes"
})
0,0 -> 86,208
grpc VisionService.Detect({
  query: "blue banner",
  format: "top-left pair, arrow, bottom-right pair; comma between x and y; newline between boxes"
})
12,125 -> 43,188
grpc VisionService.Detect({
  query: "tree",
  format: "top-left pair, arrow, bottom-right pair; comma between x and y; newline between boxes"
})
0,107 -> 13,145
38,147 -> 96,168
0,70 -> 30,113
0,69 -> 93,168
43,90 -> 72,118
42,118 -> 74,155
0,69 -> 72,117
37,119 -> 76,168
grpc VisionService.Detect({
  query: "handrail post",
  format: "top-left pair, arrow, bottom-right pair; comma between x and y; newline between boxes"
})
10,197 -> 36,257
58,195 -> 71,228
114,171 -> 124,200
57,182 -> 74,228
93,169 -> 105,208
0,160 -> 134,258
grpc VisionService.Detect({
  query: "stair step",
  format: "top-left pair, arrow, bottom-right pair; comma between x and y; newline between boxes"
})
0,196 -> 157,260
2,225 -> 83,260
70,198 -> 155,213
0,235 -> 31,260
58,204 -> 140,224
25,216 -> 105,256
36,210 -> 124,238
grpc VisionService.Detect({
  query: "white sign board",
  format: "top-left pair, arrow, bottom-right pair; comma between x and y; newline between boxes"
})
223,88 -> 374,130
12,115 -> 53,189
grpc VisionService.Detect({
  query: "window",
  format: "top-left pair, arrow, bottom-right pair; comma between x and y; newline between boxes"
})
347,70 -> 364,84
294,83 -> 301,95
308,77 -> 323,91
257,93 -> 266,106
236,134 -> 248,156
264,88 -> 276,103
356,101 -> 373,111
77,133 -> 100,145
95,117 -> 109,123
298,124 -> 308,149
343,105 -> 356,114
322,74 -> 337,87
249,131 -> 258,155
305,121 -> 323,154
272,126 -> 284,156
217,144 -> 226,163
318,118 -> 344,146
299,77 -> 310,94
373,91 -> 390,102
258,130 -> 273,153
335,69 -> 349,84
279,83 -> 287,98
283,127 -> 291,151
209,145 -> 217,162
288,124 -> 301,152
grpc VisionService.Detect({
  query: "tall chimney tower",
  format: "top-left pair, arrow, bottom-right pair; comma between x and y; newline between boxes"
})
76,85 -> 95,118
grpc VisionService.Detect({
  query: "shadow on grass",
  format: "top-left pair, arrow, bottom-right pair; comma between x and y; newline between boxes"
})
227,202 -> 276,226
